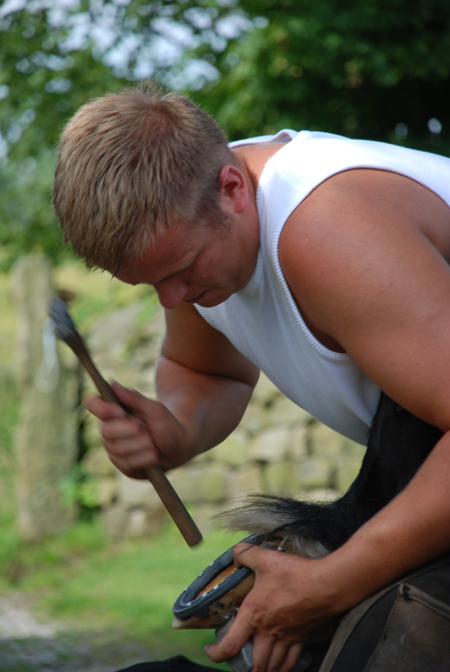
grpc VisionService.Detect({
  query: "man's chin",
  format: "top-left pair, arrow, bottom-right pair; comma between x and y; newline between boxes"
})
192,291 -> 229,308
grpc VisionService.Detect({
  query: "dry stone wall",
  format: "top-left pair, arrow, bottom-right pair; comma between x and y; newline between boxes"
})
79,301 -> 366,538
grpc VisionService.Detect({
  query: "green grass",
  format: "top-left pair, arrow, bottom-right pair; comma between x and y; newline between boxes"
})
0,262 -> 239,665
0,518 -> 244,665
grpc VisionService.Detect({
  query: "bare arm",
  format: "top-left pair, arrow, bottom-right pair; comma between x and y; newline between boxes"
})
84,300 -> 259,477
207,169 -> 450,670
156,300 -> 259,460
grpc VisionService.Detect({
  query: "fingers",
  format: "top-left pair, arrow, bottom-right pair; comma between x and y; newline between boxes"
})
233,541 -> 260,568
267,641 -> 291,672
205,546 -> 309,672
83,383 -> 156,424
253,635 -> 303,672
84,394 -> 127,421
83,389 -> 159,478
83,383 -> 192,476
103,421 -> 155,457
205,615 -> 255,664
105,435 -> 159,478
233,541 -> 272,571
279,643 -> 304,672
100,414 -> 145,442
111,381 -> 153,418
251,633 -> 278,672
206,628 -> 303,672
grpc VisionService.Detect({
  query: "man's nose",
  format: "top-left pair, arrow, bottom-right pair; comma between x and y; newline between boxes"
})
154,279 -> 188,309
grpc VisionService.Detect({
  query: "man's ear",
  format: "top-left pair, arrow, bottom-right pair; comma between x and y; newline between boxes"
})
218,164 -> 248,214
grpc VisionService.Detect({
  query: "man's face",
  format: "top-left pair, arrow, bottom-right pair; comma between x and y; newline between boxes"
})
114,218 -> 257,309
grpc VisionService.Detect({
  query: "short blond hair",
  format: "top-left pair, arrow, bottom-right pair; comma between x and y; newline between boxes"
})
52,84 -> 233,271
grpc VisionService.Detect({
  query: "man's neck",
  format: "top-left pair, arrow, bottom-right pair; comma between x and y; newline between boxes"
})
231,142 -> 290,189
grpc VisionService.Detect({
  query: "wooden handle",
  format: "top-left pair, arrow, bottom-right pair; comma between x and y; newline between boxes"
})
69,336 -> 203,546
143,465 -> 203,547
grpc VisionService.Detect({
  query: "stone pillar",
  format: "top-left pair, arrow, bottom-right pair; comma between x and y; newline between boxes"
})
12,255 -> 77,540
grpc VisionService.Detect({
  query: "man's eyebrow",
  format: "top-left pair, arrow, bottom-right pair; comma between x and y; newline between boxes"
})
154,255 -> 196,285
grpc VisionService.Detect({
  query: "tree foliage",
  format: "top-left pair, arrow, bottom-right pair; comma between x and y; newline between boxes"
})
196,0 -> 450,153
0,0 -> 249,266
1,0 -> 450,266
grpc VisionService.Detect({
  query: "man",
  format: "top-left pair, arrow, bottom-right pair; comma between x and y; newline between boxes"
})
53,84 -> 450,672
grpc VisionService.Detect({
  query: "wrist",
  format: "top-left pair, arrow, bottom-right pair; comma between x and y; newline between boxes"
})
310,554 -> 359,615
313,533 -> 394,614
315,520 -> 412,613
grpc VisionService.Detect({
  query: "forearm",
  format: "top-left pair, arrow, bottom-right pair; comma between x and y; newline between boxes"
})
321,429 -> 450,612
156,354 -> 256,460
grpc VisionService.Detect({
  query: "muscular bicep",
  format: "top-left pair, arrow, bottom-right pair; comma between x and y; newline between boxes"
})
161,301 -> 260,387
333,233 -> 450,430
281,170 -> 450,431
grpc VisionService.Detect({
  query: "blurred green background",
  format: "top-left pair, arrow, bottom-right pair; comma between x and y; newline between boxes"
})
1,0 -> 449,268
1,0 -> 450,667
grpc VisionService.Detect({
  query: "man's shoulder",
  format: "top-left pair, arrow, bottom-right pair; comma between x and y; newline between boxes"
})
277,168 -> 442,344
279,168 -> 397,265
279,166 -> 450,267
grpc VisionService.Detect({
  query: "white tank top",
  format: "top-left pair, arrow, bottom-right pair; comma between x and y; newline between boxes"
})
195,131 -> 450,445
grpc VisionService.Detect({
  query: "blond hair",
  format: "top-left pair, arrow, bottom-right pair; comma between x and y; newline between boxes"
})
52,84 -> 233,271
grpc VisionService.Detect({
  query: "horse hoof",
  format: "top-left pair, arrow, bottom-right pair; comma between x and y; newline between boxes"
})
172,534 -> 264,629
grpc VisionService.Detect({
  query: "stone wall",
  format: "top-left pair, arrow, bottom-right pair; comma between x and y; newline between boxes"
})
79,301 -> 366,538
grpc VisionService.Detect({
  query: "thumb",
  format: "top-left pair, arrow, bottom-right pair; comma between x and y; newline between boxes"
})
111,381 -> 150,416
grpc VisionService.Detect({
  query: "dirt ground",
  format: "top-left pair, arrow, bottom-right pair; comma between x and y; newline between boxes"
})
0,593 -> 155,672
